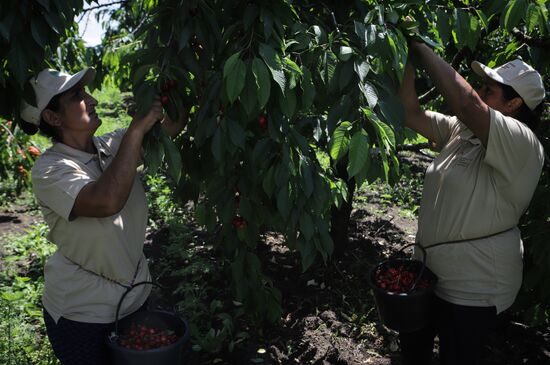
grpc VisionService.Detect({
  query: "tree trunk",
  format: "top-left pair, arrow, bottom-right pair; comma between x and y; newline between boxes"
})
330,159 -> 356,256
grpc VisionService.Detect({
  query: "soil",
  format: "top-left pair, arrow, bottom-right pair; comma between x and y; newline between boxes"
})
0,201 -> 41,238
1,152 -> 549,365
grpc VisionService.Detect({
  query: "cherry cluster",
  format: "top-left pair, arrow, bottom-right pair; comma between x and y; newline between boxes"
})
232,216 -> 246,229
160,79 -> 177,105
117,323 -> 179,350
374,264 -> 430,294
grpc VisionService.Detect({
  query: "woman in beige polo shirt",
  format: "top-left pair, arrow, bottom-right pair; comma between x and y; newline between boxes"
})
398,40 -> 545,365
19,68 -> 186,365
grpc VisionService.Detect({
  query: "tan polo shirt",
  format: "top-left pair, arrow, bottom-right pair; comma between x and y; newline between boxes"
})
31,128 -> 151,324
414,108 -> 544,313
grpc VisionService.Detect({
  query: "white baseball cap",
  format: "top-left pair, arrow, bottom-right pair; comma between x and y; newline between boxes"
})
471,59 -> 545,111
20,68 -> 96,125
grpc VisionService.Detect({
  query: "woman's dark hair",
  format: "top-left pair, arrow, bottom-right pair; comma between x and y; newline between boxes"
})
20,93 -> 64,142
499,83 -> 543,132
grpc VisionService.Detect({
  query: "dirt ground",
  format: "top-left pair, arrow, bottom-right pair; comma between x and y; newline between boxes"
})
1,152 -> 549,365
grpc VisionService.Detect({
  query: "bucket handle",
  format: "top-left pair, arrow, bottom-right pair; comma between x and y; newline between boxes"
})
113,281 -> 163,337
394,243 -> 428,293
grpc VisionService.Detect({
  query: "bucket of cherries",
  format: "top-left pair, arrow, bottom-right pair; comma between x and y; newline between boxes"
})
367,244 -> 438,333
106,282 -> 190,365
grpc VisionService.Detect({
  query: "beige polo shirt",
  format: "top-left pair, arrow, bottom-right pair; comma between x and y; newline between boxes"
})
31,128 -> 151,324
415,108 -> 544,313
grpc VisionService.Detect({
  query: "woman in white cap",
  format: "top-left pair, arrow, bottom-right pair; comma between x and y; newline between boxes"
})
398,38 -> 545,365
20,68 -> 186,365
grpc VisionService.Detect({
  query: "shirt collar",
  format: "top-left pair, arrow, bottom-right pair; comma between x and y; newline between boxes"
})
50,136 -> 112,164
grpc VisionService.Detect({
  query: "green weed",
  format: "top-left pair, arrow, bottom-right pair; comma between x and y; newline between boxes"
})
0,224 -> 58,365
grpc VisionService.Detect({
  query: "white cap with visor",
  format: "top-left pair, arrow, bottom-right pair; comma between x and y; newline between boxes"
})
20,68 -> 96,125
471,59 -> 545,111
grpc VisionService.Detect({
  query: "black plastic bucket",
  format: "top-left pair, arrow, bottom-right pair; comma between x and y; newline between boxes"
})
367,244 -> 438,333
106,282 -> 190,365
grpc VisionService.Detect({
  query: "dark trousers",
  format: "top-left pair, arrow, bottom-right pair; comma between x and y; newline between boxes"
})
43,301 -> 148,365
399,296 -> 497,365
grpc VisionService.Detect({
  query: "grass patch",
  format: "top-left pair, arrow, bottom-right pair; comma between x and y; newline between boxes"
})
0,224 -> 58,365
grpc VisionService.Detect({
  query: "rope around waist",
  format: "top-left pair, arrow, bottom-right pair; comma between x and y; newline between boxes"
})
418,227 -> 516,250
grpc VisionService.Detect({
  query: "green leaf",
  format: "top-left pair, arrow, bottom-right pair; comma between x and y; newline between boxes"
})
284,57 -> 303,76
453,8 -> 470,47
259,43 -> 286,94
227,119 -> 246,149
319,230 -> 334,259
524,3 -> 540,33
178,22 -> 193,51
359,81 -> 378,109
1,291 -> 24,301
436,9 -> 452,45
296,236 -> 316,272
504,0 -> 528,32
301,67 -> 315,110
35,0 -> 51,11
243,4 -> 260,29
415,33 -> 443,49
239,197 -> 254,222
329,121 -> 352,162
347,131 -> 370,178
8,42 -> 28,87
378,91 -> 405,127
475,9 -> 489,31
338,46 -> 353,61
279,87 -> 296,118
339,61 -> 354,91
30,16 -> 50,47
0,11 -> 15,41
276,184 -> 291,218
143,130 -> 164,174
299,156 -> 314,197
354,60 -> 370,82
299,213 -> 314,241
312,25 -> 326,44
354,21 -> 366,44
252,57 -> 271,109
262,165 -> 276,196
43,11 -> 63,34
161,132 -> 182,183
241,65 -> 258,116
223,52 -> 246,103
211,127 -> 224,162
133,81 -> 156,118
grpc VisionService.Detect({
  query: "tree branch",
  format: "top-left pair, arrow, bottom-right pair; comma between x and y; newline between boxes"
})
82,0 -> 128,13
511,27 -> 550,48
77,0 -> 129,22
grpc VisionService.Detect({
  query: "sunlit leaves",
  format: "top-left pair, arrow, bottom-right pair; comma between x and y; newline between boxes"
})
503,0 -> 528,32
329,121 -> 352,162
259,43 -> 286,94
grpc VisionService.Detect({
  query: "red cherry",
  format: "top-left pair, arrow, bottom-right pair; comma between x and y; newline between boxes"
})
232,216 -> 245,229
161,95 -> 169,105
258,115 -> 267,129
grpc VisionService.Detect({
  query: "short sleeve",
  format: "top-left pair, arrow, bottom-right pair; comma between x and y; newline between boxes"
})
484,108 -> 544,184
31,158 -> 93,221
427,111 -> 459,151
